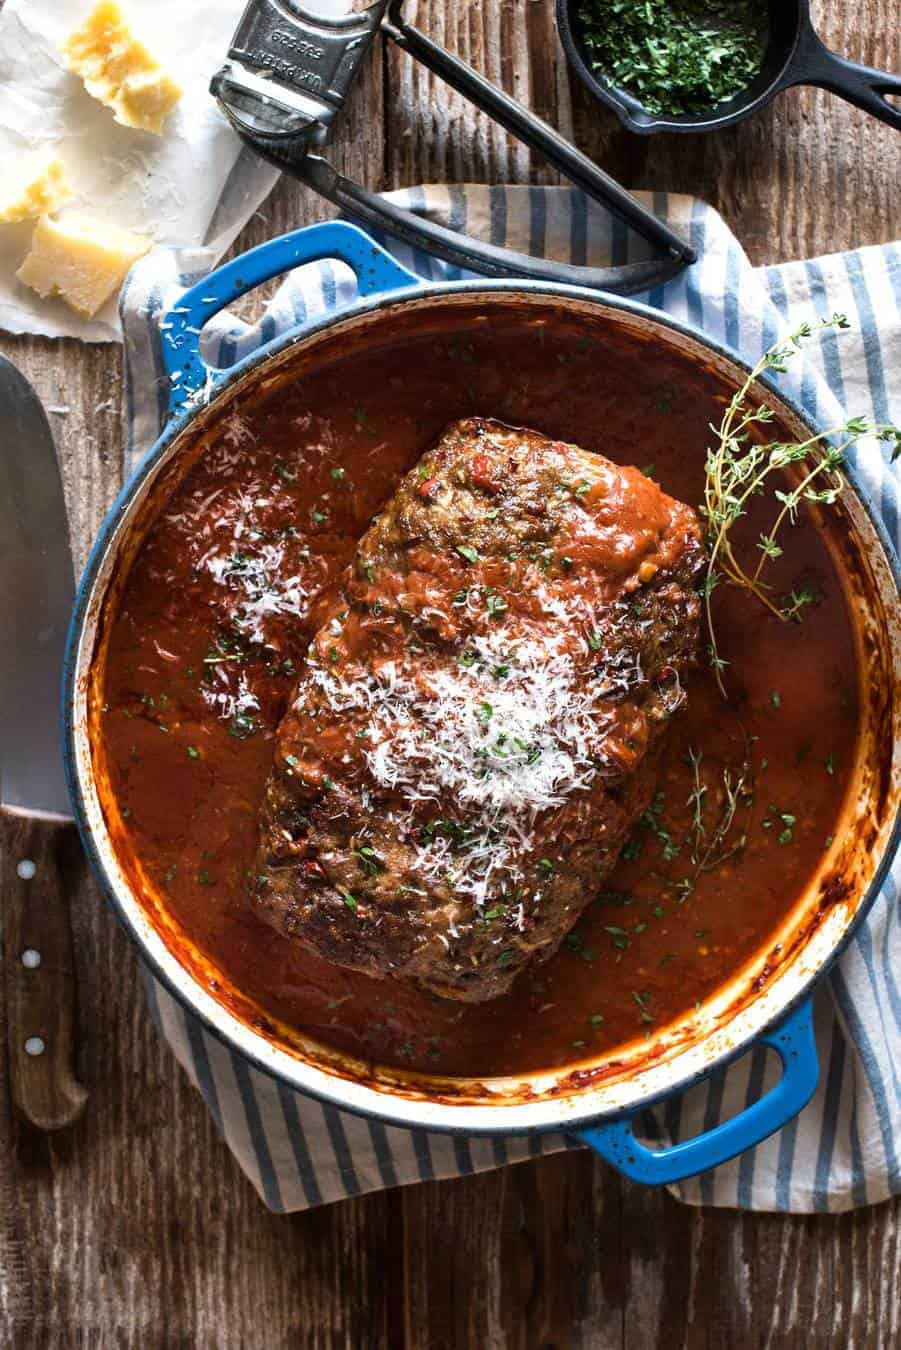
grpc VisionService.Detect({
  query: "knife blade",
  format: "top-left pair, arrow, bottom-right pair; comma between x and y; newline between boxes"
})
0,357 -> 87,1130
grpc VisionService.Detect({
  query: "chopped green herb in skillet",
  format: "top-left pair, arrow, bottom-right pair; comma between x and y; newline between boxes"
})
576,0 -> 769,119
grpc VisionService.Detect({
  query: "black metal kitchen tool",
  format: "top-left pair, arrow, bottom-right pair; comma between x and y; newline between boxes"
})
0,358 -> 87,1132
210,0 -> 695,295
557,0 -> 901,135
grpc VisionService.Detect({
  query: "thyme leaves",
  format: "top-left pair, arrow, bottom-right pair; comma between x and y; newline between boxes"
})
702,317 -> 900,697
577,0 -> 768,119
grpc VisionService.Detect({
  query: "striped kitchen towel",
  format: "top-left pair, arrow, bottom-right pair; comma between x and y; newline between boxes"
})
121,186 -> 900,1213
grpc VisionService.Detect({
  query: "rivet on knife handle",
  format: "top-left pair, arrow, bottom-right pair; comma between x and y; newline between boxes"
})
1,808 -> 88,1130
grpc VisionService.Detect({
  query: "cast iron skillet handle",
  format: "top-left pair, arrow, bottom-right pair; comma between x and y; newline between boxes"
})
780,14 -> 901,131
159,220 -> 420,417
577,999 -> 818,1186
287,155 -> 688,296
1,807 -> 88,1131
375,0 -> 695,289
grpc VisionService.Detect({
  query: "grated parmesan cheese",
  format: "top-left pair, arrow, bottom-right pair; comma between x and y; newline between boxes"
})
201,669 -> 260,723
301,627 -> 633,906
203,543 -> 309,647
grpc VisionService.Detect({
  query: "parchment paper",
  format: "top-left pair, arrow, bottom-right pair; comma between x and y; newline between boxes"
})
0,1 -> 356,341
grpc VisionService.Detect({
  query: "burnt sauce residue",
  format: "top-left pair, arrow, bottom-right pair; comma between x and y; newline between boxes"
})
98,319 -> 858,1078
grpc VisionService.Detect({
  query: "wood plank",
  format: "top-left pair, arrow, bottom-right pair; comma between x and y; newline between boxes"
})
571,0 -> 901,264
388,6 -> 900,1350
400,1161 -> 900,1350
0,28 -> 397,1350
1,2 -> 899,1345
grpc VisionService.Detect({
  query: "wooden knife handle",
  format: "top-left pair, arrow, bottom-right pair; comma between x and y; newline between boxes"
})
1,807 -> 88,1130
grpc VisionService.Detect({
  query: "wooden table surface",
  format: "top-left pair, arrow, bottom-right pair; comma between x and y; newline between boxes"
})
1,3 -> 899,1346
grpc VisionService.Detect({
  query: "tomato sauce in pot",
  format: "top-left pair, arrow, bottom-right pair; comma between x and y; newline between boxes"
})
97,317 -> 858,1077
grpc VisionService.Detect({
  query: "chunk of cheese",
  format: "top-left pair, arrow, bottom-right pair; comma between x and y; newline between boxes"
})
62,1 -> 181,134
0,152 -> 72,224
16,213 -> 151,318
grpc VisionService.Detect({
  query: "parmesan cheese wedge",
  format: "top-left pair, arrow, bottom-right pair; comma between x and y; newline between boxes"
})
62,1 -> 182,134
0,152 -> 72,224
16,213 -> 151,318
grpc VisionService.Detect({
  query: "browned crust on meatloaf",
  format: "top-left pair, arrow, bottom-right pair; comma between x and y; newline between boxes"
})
251,418 -> 705,1001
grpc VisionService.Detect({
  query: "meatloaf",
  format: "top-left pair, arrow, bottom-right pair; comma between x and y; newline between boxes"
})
251,418 -> 705,1002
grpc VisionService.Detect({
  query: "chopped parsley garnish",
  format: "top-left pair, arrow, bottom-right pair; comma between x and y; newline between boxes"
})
763,805 -> 796,845
229,713 -> 257,739
564,932 -> 595,963
599,890 -> 635,907
641,792 -> 679,861
622,835 -> 642,863
353,846 -> 382,878
456,545 -> 480,565
603,925 -> 630,950
338,887 -> 358,912
186,745 -> 200,760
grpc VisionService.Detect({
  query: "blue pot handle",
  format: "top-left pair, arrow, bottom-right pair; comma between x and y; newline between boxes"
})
159,221 -> 421,418
577,998 -> 818,1186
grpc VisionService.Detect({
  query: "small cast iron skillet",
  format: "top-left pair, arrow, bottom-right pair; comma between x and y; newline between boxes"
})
557,0 -> 901,134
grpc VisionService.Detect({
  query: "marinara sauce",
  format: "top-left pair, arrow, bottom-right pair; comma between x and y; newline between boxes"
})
98,317 -> 858,1076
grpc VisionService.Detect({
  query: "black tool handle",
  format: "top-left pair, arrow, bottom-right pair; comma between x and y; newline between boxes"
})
783,15 -> 901,131
383,2 -> 694,265
287,154 -> 686,295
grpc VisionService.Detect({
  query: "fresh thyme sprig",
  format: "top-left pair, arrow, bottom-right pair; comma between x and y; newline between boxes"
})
686,747 -> 752,878
701,316 -> 901,696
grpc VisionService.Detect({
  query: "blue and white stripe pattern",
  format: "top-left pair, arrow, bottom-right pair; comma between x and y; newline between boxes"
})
122,186 -> 900,1213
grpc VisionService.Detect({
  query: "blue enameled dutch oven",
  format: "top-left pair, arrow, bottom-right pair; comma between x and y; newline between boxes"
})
63,222 -> 901,1185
